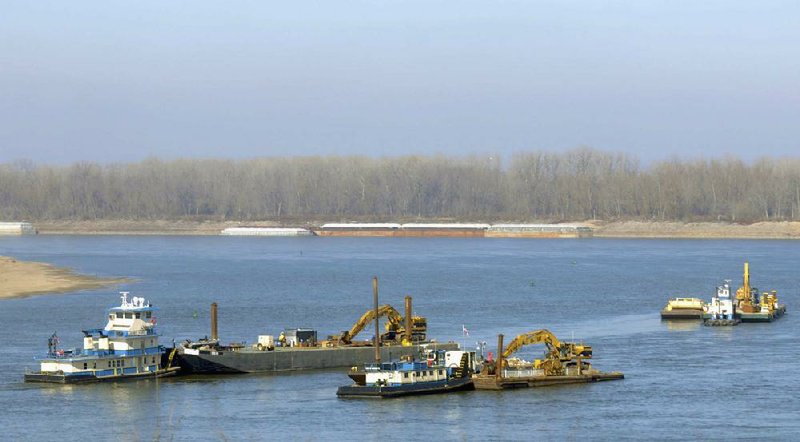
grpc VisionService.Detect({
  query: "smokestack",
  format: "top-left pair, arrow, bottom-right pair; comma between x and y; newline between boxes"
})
496,334 -> 504,381
211,302 -> 218,341
373,277 -> 381,364
404,295 -> 413,344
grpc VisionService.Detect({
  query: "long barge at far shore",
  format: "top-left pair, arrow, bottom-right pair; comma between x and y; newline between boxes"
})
311,223 -> 592,238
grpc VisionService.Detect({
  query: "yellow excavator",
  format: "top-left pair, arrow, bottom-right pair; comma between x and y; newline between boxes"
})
338,304 -> 427,346
485,329 -> 592,376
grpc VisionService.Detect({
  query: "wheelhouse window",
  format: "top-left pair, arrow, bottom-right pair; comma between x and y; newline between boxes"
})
146,312 -> 152,319
404,373 -> 409,378
124,313 -> 132,319
116,312 -> 123,318
134,313 -> 141,319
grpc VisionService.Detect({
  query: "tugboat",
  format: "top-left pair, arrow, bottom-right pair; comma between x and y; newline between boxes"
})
24,292 -> 180,383
336,349 -> 477,398
703,281 -> 740,326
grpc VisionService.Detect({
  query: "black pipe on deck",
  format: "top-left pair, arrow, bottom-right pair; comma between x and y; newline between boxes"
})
211,302 -> 218,342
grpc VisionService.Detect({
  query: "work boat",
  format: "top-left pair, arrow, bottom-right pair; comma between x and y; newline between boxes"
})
336,349 -> 477,398
24,292 -> 179,384
703,281 -> 740,326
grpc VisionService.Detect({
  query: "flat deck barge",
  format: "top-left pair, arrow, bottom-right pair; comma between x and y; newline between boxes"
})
174,342 -> 459,374
473,370 -> 624,390
738,305 -> 786,322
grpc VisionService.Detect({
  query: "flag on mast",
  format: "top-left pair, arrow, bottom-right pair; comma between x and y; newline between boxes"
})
462,324 -> 469,337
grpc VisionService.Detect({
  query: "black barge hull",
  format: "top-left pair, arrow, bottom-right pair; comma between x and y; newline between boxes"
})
174,342 -> 459,374
660,309 -> 704,320
24,367 -> 180,384
473,371 -> 624,390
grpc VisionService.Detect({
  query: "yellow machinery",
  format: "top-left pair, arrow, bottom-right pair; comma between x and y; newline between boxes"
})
494,329 -> 592,376
735,262 -> 780,314
338,303 -> 427,346
736,261 -> 758,312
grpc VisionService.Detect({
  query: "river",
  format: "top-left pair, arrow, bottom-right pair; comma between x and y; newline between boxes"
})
0,236 -> 796,440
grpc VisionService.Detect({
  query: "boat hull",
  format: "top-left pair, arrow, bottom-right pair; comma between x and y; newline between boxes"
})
24,367 -> 180,384
336,376 -> 474,398
660,309 -> 704,320
174,342 -> 459,374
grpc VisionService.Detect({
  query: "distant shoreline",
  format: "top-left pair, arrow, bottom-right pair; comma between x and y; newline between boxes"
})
15,220 -> 800,239
0,256 -> 129,300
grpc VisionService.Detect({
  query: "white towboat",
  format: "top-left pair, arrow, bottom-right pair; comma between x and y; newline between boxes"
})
25,292 -> 179,383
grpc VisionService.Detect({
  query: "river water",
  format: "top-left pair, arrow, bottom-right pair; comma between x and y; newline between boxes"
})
0,236 -> 797,440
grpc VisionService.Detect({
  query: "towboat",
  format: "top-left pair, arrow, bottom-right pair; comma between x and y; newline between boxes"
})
703,281 -> 740,326
24,292 -> 179,383
336,349 -> 477,398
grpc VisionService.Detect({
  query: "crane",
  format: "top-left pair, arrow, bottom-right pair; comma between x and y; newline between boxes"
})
338,304 -> 426,345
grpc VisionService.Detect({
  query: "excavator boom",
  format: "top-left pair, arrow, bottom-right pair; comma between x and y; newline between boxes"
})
339,304 -> 402,344
500,329 -> 592,376
502,329 -> 561,359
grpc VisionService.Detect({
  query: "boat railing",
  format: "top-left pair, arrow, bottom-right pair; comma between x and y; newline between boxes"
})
45,348 -> 80,359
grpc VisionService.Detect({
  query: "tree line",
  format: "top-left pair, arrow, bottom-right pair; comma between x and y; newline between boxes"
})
1,149 -> 800,222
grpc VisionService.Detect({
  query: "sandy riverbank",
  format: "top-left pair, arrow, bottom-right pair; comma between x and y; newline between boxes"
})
0,256 -> 129,300
17,219 -> 800,239
590,221 -> 800,239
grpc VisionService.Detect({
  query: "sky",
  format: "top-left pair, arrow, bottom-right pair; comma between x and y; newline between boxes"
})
1,1 -> 798,165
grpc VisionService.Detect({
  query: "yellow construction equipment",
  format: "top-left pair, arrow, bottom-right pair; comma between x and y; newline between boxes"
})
338,304 -> 426,345
736,261 -> 759,312
498,329 -> 592,376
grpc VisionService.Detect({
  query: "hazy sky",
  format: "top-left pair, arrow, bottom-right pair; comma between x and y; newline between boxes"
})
1,1 -> 798,164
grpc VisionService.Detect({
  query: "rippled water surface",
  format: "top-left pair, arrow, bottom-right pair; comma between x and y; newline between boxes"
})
1,236 -> 797,440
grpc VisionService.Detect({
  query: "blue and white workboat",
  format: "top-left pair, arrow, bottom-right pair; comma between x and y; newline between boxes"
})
336,349 -> 477,398
24,292 -> 179,384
